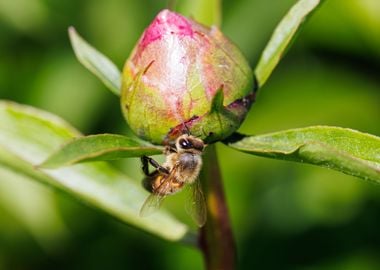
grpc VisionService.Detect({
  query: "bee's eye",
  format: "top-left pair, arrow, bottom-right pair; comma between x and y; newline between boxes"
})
179,139 -> 192,149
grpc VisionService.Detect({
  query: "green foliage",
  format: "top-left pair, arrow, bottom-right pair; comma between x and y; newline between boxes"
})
40,134 -> 163,168
254,0 -> 323,87
69,27 -> 122,96
0,101 -> 191,242
1,0 -> 380,269
227,126 -> 380,183
177,0 -> 221,27
5,0 -> 377,241
63,0 -> 380,189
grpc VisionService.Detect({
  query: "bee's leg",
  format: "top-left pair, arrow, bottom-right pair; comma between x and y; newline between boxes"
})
148,156 -> 170,175
141,156 -> 170,175
141,156 -> 152,176
142,176 -> 154,192
164,145 -> 177,155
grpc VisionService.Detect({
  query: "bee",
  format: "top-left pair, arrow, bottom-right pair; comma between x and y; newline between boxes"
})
140,134 -> 207,227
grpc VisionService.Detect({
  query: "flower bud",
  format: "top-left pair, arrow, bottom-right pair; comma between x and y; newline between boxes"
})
121,9 -> 254,145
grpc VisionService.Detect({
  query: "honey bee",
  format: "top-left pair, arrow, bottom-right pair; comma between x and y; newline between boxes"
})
140,134 -> 207,227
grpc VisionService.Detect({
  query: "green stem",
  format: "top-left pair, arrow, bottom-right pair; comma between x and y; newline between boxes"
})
167,0 -> 177,10
199,144 -> 236,270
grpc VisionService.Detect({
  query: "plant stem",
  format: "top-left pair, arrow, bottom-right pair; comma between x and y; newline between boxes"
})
167,0 -> 177,10
199,144 -> 236,270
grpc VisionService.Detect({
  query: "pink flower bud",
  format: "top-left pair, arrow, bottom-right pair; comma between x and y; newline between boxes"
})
121,9 -> 254,144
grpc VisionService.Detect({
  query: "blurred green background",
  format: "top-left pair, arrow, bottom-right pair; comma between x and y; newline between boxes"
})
1,0 -> 380,269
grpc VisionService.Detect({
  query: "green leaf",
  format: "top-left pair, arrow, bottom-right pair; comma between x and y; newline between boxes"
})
227,126 -> 380,183
177,0 -> 221,27
210,87 -> 224,112
68,27 -> 122,96
0,100 -> 193,243
254,0 -> 323,88
40,134 -> 163,168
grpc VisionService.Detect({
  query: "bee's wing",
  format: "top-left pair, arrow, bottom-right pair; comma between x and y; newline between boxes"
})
185,178 -> 207,227
139,171 -> 177,217
139,192 -> 166,217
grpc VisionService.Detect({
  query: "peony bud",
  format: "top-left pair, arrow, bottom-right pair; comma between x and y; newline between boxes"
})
121,9 -> 254,145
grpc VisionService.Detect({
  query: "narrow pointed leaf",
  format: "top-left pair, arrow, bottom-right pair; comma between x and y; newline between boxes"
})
227,126 -> 380,183
254,0 -> 323,88
69,27 -> 121,96
40,134 -> 163,168
210,87 -> 224,112
0,101 -> 193,243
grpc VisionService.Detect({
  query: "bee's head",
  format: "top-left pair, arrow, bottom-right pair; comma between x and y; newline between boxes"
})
176,134 -> 205,154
